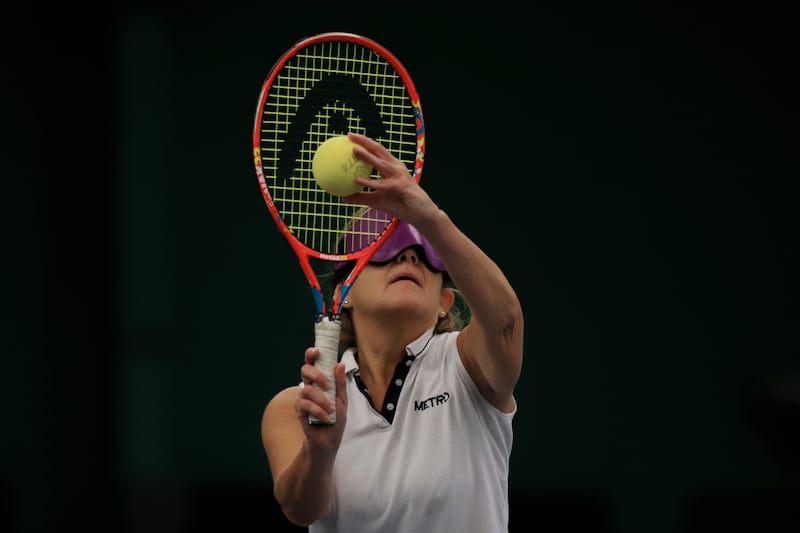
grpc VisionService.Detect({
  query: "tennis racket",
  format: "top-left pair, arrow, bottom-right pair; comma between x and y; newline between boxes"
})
252,32 -> 425,424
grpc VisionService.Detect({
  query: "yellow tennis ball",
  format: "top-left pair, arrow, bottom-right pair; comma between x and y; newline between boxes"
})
312,136 -> 371,196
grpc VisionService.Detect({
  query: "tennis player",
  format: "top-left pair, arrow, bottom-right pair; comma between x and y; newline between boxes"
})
261,133 -> 524,532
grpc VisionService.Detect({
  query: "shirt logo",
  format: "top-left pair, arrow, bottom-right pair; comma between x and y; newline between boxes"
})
414,392 -> 450,412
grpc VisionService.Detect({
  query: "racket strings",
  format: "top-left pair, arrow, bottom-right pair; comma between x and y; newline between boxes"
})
258,38 -> 418,255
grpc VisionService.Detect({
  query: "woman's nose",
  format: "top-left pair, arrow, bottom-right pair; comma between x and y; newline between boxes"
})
395,247 -> 420,265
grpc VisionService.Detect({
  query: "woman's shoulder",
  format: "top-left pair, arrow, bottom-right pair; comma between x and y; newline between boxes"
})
263,385 -> 302,418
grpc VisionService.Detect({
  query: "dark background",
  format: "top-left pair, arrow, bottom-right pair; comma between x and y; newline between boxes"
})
4,4 -> 797,533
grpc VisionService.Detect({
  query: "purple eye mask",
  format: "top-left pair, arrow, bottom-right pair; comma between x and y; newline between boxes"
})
335,220 -> 446,273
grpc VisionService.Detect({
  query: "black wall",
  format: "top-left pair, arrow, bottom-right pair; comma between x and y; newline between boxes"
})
5,4 -> 797,533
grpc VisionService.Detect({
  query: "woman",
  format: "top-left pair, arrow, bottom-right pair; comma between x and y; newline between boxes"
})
261,133 -> 524,532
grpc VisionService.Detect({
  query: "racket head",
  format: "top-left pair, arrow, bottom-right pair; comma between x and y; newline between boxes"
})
253,32 -> 425,315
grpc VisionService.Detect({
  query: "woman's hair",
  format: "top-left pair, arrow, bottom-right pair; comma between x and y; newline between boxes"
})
332,260 -> 468,353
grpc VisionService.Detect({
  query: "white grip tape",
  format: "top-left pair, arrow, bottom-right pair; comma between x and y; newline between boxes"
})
309,315 -> 341,424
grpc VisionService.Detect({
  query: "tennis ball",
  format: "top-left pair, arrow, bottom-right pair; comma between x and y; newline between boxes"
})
312,136 -> 371,196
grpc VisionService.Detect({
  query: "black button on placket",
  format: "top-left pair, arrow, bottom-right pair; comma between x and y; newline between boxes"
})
354,353 -> 416,424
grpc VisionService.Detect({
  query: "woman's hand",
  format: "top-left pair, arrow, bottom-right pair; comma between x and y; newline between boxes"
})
296,347 -> 347,453
343,132 -> 439,230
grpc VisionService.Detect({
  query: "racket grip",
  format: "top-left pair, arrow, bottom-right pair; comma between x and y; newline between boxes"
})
309,314 -> 341,425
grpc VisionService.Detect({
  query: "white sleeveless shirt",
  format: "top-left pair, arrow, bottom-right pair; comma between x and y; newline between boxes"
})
309,329 -> 516,533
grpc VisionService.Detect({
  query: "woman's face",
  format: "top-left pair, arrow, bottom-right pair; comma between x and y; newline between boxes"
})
345,246 -> 449,323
